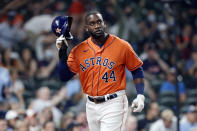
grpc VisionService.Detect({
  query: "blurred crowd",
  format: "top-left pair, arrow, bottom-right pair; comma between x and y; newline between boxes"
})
0,0 -> 197,131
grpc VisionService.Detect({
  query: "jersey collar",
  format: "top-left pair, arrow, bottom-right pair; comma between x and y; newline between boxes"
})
87,34 -> 115,53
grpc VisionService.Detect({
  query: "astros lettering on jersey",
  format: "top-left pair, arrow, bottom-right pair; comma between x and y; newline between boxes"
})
67,34 -> 143,96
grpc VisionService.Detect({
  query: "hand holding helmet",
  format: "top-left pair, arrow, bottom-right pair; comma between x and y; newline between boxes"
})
51,16 -> 73,50
56,35 -> 68,50
51,16 -> 73,39
51,16 -> 73,61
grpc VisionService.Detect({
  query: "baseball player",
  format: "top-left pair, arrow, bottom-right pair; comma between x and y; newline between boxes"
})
53,11 -> 145,131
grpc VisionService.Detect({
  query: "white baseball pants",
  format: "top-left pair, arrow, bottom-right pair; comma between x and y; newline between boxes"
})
86,90 -> 129,131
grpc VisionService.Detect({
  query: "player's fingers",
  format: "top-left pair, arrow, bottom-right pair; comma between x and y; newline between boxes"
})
56,43 -> 62,49
56,35 -> 68,50
133,106 -> 141,112
130,106 -> 134,113
63,39 -> 68,47
56,40 -> 63,50
131,102 -> 137,108
131,99 -> 137,107
57,35 -> 65,43
59,35 -> 68,46
133,104 -> 144,112
59,35 -> 65,40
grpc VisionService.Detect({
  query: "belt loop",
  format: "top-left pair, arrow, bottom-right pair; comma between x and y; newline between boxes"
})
104,94 -> 108,101
106,94 -> 110,100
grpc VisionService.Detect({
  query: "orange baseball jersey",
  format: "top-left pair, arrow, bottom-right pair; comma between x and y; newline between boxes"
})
67,34 -> 143,96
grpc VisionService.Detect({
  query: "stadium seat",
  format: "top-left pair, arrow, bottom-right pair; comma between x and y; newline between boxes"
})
187,89 -> 197,98
186,97 -> 197,105
159,105 -> 169,112
23,91 -> 35,107
159,97 -> 176,108
159,92 -> 176,98
23,90 -> 35,99
180,105 -> 188,114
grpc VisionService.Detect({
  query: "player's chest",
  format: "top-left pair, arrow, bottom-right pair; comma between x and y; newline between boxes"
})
77,47 -> 123,72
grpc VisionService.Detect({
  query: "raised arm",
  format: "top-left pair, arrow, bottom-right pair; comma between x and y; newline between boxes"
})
56,36 -> 75,82
51,15 -> 75,82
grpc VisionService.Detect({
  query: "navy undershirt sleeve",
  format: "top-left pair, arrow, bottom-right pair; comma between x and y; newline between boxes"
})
131,66 -> 144,94
131,66 -> 144,79
58,60 -> 75,82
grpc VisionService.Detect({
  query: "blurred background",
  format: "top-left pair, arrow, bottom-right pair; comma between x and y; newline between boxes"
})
0,0 -> 197,131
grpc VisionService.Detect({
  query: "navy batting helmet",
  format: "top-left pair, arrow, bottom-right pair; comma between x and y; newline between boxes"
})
51,16 -> 73,39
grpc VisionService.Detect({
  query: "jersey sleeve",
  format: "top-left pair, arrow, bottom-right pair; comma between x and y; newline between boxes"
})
67,49 -> 79,74
124,42 -> 143,71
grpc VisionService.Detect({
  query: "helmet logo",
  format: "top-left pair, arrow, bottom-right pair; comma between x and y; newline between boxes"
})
56,28 -> 61,34
55,20 -> 59,26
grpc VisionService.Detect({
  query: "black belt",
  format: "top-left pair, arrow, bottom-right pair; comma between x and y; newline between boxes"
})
88,93 -> 118,104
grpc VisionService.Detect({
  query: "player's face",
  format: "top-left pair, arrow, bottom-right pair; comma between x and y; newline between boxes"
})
86,13 -> 105,39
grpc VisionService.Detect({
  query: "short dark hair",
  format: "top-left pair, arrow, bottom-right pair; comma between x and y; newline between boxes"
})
85,11 -> 102,24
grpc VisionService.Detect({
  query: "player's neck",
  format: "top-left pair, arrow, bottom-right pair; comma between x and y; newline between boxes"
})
91,33 -> 109,46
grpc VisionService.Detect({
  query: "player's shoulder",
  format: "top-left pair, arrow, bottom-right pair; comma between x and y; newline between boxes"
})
70,39 -> 88,53
113,35 -> 132,47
